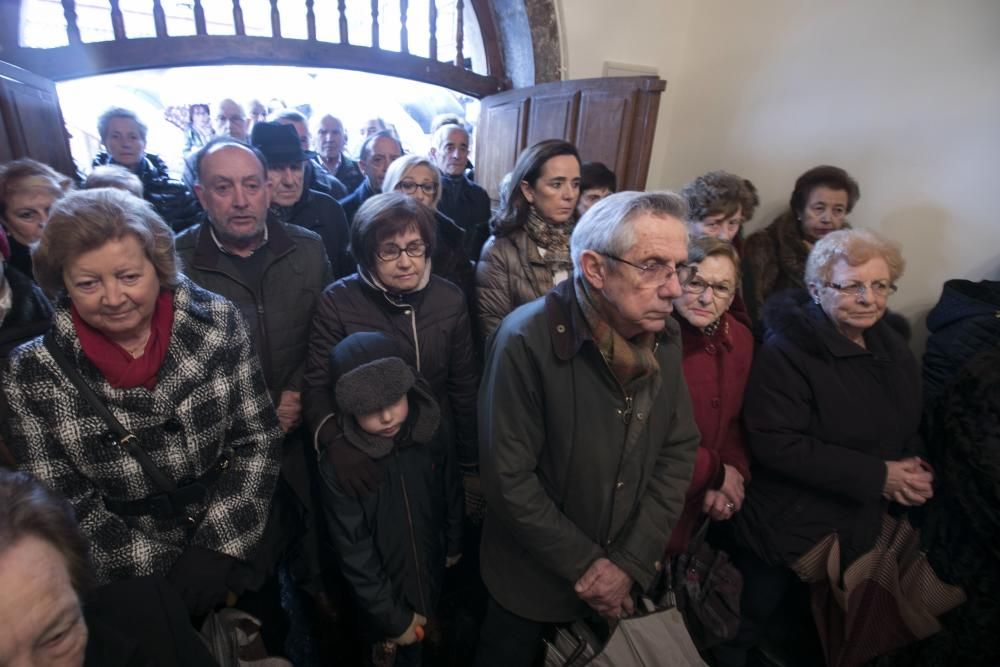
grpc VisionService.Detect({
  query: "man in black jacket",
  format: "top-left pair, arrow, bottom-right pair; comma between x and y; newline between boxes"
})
271,109 -> 348,200
251,121 -> 353,278
313,113 -> 365,193
339,130 -> 403,224
430,124 -> 492,260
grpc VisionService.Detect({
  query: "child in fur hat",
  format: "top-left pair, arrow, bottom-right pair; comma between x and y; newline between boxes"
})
318,331 -> 463,665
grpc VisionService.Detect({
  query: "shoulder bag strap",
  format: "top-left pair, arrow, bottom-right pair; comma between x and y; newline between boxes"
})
43,331 -> 178,494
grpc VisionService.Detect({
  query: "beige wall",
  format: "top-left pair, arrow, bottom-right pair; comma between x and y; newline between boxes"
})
558,0 -> 1000,351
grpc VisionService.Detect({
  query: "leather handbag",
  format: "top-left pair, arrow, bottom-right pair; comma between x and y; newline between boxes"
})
671,516 -> 743,649
543,598 -> 708,667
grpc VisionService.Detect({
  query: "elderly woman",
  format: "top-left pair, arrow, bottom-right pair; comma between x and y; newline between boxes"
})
303,192 -> 478,480
716,229 -> 934,666
476,139 -> 581,343
664,237 -> 753,557
91,107 -> 199,232
0,188 -> 282,616
0,469 -> 218,666
0,158 -> 73,277
681,170 -> 759,327
383,154 -> 475,299
741,165 -> 859,328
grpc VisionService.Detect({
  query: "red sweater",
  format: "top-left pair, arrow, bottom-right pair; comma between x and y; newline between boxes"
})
665,312 -> 753,555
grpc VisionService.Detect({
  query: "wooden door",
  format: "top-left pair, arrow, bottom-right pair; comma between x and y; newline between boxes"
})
0,60 -> 76,178
475,76 -> 666,202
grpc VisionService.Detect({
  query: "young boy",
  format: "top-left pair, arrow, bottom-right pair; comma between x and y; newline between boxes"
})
318,332 -> 463,666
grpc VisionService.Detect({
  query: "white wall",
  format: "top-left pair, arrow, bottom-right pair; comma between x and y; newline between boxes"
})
558,0 -> 1000,351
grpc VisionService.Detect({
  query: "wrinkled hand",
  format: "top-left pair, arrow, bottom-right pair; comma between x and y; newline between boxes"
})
883,457 -> 934,506
276,390 -> 302,433
392,612 -> 428,646
719,464 -> 745,510
322,420 -> 384,499
574,557 -> 634,619
703,489 -> 736,521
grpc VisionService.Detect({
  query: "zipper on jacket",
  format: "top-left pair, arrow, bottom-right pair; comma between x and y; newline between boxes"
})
397,453 -> 429,616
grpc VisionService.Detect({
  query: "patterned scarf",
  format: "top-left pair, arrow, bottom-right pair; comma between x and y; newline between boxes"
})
574,277 -> 660,390
524,207 -> 574,276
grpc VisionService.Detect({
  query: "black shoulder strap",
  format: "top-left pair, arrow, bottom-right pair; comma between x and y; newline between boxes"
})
43,332 -> 178,494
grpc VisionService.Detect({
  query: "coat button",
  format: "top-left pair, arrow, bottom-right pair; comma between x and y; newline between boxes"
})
706,343 -> 717,355
636,412 -> 644,421
163,417 -> 182,433
556,324 -> 566,333
711,397 -> 721,409
615,480 -> 624,490
654,560 -> 663,572
102,431 -> 119,447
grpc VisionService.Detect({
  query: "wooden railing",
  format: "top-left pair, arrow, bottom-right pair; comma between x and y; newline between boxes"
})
0,0 -> 507,98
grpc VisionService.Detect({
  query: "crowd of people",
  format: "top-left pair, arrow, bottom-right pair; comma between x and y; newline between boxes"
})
0,97 -> 997,667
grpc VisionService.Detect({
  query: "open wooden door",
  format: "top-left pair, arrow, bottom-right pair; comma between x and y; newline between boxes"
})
474,76 -> 666,202
0,60 -> 76,179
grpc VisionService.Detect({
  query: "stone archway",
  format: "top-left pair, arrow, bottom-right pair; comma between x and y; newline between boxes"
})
486,0 -> 563,88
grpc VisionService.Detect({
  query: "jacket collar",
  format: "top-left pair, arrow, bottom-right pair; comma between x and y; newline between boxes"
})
544,279 -> 596,361
190,214 -> 294,270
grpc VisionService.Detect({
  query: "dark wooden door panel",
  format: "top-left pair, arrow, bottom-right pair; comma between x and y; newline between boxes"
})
0,60 -> 75,178
477,76 -> 665,201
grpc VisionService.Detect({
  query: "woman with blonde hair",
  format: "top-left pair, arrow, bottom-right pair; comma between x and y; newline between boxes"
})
0,158 -> 73,277
383,154 -> 474,299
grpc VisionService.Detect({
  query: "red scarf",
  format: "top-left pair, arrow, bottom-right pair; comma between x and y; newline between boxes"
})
72,290 -> 174,390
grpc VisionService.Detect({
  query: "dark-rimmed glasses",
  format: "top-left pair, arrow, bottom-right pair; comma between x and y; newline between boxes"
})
396,180 -> 438,196
377,240 -> 428,261
683,276 -> 734,299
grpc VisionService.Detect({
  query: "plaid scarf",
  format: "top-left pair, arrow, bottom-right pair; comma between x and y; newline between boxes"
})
574,277 -> 660,390
525,207 -> 574,276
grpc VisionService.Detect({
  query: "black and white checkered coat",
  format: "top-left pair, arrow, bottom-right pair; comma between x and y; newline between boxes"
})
1,277 -> 283,584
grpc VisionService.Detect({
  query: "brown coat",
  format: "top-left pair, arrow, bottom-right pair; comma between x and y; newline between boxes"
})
475,228 -> 557,345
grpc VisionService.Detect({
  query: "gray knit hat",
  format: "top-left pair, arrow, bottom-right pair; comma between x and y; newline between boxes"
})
329,331 -> 415,417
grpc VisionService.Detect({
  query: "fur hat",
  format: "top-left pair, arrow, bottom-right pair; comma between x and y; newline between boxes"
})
330,332 -> 415,417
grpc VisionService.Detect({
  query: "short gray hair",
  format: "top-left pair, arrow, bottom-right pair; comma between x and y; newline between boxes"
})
805,228 -> 905,285
570,190 -> 688,273
382,154 -> 442,207
97,107 -> 147,143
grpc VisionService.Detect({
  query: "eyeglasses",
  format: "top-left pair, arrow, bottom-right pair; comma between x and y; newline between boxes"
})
683,276 -> 735,299
599,252 -> 695,287
376,240 -> 428,261
396,180 -> 438,196
823,280 -> 898,298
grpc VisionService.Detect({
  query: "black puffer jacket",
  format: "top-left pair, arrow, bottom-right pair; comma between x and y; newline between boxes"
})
0,263 -> 52,359
92,152 -> 200,232
438,173 -> 492,261
318,334 -> 462,640
732,289 -> 921,567
303,270 -> 478,466
269,188 -> 353,279
922,278 -> 1000,407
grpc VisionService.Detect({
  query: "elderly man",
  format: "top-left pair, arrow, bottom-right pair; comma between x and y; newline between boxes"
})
175,139 -> 332,638
313,113 -> 364,193
250,121 -> 352,277
474,191 -> 700,666
215,98 -> 249,141
339,129 -> 403,224
271,109 -> 347,200
429,124 -> 491,260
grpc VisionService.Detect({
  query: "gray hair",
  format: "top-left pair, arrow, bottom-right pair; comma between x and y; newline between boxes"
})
570,190 -> 689,273
382,154 -> 442,207
269,108 -> 308,126
97,107 -> 147,143
432,123 -> 469,150
805,228 -> 905,285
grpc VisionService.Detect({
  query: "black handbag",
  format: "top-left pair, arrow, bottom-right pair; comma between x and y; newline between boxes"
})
670,516 -> 743,649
